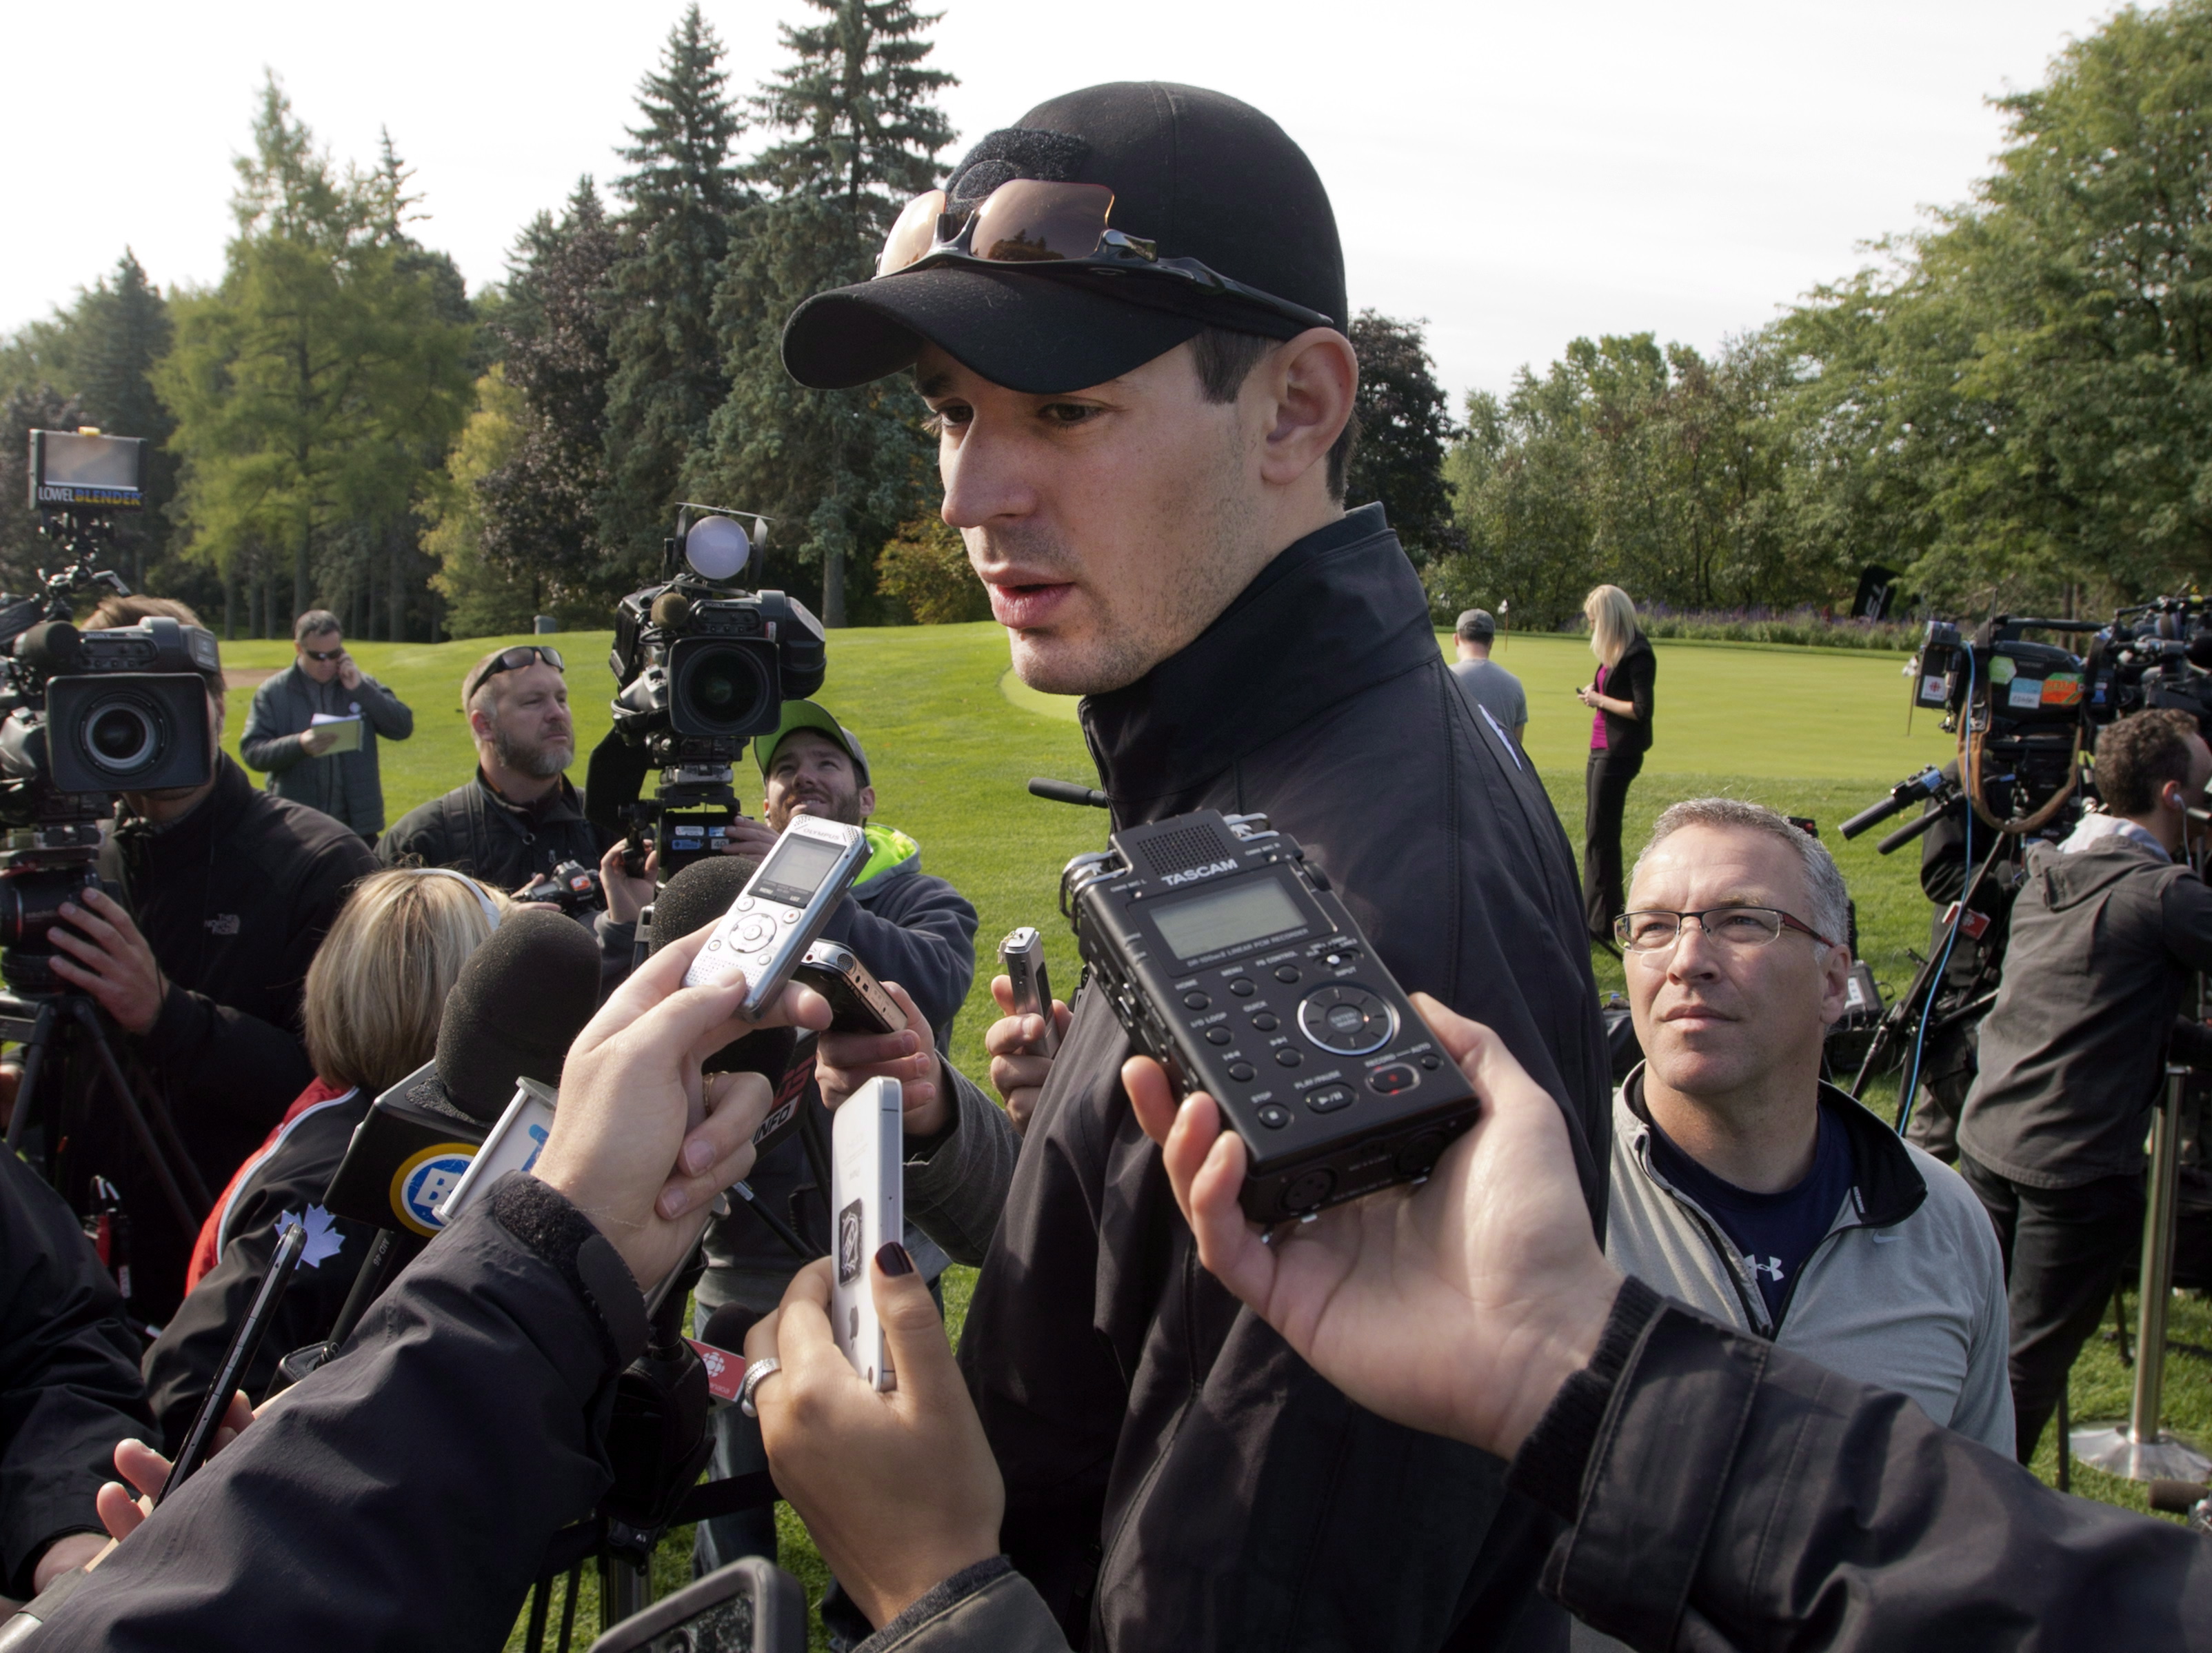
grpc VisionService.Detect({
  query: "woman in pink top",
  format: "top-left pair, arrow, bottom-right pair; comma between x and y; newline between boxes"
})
1576,585 -> 1657,943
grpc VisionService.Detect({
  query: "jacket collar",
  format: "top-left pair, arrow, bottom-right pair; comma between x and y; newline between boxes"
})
1077,504 -> 1435,815
474,766 -> 587,825
1619,1062 -> 1926,1231
116,752 -> 254,861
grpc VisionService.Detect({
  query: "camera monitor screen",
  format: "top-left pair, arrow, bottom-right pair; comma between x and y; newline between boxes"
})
31,430 -> 145,510
1151,878 -> 1308,962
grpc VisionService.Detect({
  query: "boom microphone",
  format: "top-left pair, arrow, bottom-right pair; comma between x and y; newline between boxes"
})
323,908 -> 602,1236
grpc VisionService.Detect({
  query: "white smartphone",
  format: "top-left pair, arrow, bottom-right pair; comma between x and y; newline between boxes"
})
830,1075 -> 904,1392
683,814 -> 870,1014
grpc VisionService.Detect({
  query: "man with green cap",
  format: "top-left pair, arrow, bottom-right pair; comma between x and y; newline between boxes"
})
695,698 -> 985,1583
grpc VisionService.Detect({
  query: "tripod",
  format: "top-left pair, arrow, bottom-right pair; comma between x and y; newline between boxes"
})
1,986 -> 209,1239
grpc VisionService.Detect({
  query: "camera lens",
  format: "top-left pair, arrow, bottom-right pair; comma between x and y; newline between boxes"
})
83,701 -> 159,774
675,643 -> 774,736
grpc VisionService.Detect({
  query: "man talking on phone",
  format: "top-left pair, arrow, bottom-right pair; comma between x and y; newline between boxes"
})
240,610 -> 414,843
778,82 -> 1606,1650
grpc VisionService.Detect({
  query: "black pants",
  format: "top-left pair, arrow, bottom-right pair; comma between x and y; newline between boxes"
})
1582,749 -> 1642,939
1959,1154 -> 2144,1463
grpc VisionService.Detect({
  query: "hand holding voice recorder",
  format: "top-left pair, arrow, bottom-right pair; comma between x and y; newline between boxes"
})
685,814 -> 869,1016
1061,809 -> 1478,1223
998,925 -> 1060,1058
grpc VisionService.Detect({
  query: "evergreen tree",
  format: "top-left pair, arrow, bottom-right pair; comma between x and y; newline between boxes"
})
425,368 -> 541,636
480,179 -> 620,613
1345,312 -> 1462,563
599,6 -> 747,581
690,0 -> 955,625
0,385 -> 84,592
66,252 -> 177,590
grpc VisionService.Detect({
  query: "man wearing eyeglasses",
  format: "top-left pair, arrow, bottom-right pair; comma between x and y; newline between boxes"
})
779,83 -> 1608,1652
1601,800 -> 2013,1514
376,645 -> 614,899
240,610 -> 414,843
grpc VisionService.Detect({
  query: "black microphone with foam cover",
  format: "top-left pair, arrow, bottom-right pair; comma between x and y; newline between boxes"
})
323,906 -> 603,1236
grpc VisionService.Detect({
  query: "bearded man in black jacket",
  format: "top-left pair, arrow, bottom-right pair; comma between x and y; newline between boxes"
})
781,83 -> 1608,1650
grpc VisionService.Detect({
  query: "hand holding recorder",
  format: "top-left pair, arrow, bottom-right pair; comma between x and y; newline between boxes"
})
816,979 -> 952,1136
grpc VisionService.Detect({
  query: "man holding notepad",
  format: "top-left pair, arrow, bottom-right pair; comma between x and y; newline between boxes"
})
241,610 -> 415,843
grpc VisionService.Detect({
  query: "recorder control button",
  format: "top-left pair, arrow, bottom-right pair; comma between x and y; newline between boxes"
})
706,938 -> 724,951
781,909 -> 800,923
1256,1103 -> 1291,1129
1367,1064 -> 1417,1095
1228,1062 -> 1257,1081
1305,1085 -> 1353,1114
1251,1012 -> 1280,1032
1298,987 -> 1396,1056
1274,1048 -> 1303,1068
737,919 -> 772,945
1205,1026 -> 1234,1045
1229,977 -> 1256,997
1274,965 -> 1302,983
1183,991 -> 1210,1010
735,899 -> 755,912
1418,1054 -> 1441,1071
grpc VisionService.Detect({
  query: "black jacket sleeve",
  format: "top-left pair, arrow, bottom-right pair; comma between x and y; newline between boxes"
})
135,834 -> 376,1136
354,677 -> 413,741
1509,1281 -> 2212,1651
238,678 -> 307,776
37,1174 -> 648,1651
0,1150 -> 152,1599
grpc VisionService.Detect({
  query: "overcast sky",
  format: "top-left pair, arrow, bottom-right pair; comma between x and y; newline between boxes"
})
6,0 -> 2116,403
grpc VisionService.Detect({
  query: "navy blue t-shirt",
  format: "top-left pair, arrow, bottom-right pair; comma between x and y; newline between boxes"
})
1647,1101 -> 1856,1325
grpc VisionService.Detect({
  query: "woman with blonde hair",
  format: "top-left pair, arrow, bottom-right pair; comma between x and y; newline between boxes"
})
1575,584 -> 1657,944
142,869 -> 509,1447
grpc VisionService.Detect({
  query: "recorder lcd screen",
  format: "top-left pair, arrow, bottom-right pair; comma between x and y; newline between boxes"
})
1150,878 -> 1307,962
752,832 -> 845,908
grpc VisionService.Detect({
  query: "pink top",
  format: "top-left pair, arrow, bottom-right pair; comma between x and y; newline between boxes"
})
1590,663 -> 1609,751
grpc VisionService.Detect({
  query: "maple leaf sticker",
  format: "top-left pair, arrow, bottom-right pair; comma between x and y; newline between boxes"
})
276,1205 -> 347,1270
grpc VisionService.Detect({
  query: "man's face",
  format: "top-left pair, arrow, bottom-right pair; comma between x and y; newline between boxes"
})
479,663 -> 574,779
1625,823 -> 1849,1115
918,339 -> 1267,696
763,730 -> 874,833
2184,735 -> 2212,848
297,628 -> 343,685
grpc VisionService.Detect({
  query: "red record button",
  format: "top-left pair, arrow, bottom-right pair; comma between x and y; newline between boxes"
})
1367,1063 -> 1418,1095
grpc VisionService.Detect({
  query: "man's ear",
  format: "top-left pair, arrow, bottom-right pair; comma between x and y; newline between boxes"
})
1817,943 -> 1852,1030
1254,328 -> 1358,492
858,784 -> 876,821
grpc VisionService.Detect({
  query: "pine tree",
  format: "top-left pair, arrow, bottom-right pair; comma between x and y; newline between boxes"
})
1345,312 -> 1462,563
599,5 -> 747,582
480,179 -> 620,613
73,251 -> 177,590
691,0 -> 954,624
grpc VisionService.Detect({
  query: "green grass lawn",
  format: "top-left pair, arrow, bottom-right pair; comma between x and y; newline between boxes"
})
208,625 -> 2203,1644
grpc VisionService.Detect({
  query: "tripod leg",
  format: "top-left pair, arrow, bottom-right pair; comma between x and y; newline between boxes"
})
74,999 -> 212,1214
67,1006 -> 199,1237
1,1000 -> 61,1154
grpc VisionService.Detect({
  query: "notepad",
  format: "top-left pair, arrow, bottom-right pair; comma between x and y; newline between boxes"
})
309,712 -> 363,753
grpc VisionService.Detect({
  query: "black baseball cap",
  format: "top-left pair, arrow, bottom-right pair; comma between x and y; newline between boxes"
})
781,82 -> 1347,395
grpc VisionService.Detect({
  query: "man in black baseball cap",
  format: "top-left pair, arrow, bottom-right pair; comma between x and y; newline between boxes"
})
781,83 -> 1609,1652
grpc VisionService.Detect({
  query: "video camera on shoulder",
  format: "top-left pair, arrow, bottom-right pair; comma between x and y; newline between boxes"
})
1062,808 -> 1478,1222
585,507 -> 826,886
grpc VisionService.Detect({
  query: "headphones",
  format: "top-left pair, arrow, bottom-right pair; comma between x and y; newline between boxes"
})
399,867 -> 505,930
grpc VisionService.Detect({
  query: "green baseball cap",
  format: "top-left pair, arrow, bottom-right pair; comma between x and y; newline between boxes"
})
756,699 -> 869,786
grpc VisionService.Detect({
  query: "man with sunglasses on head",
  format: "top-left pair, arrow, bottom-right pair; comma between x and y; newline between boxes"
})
781,83 -> 1607,1652
240,610 -> 414,844
377,645 -> 617,903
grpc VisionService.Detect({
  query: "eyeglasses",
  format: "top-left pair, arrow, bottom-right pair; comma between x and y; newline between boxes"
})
463,645 -> 564,704
875,179 -> 1335,332
1613,906 -> 1834,954
301,646 -> 344,663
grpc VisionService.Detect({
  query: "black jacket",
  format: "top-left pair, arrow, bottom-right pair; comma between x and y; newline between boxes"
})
376,770 -> 614,896
140,1087 -> 378,1452
958,505 -> 1609,1650
34,1174 -> 644,1650
86,757 -> 376,1321
239,662 -> 413,836
0,1147 -> 151,1601
1595,634 -> 1655,757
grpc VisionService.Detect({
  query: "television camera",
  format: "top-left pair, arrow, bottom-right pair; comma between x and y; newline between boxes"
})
0,430 -> 221,1265
583,506 -> 825,885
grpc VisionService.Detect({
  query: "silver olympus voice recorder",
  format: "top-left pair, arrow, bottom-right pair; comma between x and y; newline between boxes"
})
685,814 -> 869,1015
1062,808 -> 1478,1223
998,925 -> 1060,1058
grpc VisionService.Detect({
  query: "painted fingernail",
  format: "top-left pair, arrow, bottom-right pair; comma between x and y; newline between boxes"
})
876,1241 -> 914,1277
658,1185 -> 690,1218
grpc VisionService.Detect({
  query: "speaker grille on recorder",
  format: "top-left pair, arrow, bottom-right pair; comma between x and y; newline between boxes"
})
1142,823 -> 1232,879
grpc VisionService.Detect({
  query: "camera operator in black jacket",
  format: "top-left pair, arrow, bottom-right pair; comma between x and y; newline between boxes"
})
0,597 -> 376,1325
774,83 -> 1608,1650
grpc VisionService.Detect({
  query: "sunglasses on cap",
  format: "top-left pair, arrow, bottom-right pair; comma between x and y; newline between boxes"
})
463,645 -> 565,703
876,179 -> 1334,333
